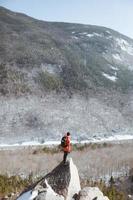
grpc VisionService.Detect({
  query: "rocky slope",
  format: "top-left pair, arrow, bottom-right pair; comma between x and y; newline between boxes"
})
0,6 -> 133,143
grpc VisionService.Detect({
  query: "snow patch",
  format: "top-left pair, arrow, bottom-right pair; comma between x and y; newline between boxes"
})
44,135 -> 133,144
102,72 -> 117,82
78,32 -> 103,38
79,32 -> 88,35
87,33 -> 103,37
17,190 -> 38,200
0,140 -> 61,149
110,65 -> 118,71
112,54 -> 122,61
87,33 -> 94,37
107,35 -> 112,39
115,38 -> 133,55
106,30 -> 111,34
93,33 -> 103,37
101,134 -> 133,142
127,66 -> 133,71
1,135 -> 133,150
71,36 -> 78,40
116,38 -> 129,46
105,31 -> 112,39
78,134 -> 133,144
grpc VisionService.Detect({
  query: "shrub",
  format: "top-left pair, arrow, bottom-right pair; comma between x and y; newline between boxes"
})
38,71 -> 63,91
0,174 -> 33,196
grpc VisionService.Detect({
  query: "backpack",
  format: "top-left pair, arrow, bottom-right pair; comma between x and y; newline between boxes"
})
61,136 -> 67,147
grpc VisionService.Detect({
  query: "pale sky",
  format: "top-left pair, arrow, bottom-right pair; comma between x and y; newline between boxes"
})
1,0 -> 133,39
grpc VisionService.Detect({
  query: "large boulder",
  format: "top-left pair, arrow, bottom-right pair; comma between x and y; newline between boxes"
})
17,158 -> 81,200
77,187 -> 109,200
17,159 -> 109,200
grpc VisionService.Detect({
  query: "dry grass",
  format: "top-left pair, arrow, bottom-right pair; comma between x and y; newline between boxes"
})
0,141 -> 133,181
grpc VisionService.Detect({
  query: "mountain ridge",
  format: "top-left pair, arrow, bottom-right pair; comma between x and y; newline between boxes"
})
1,6 -> 133,95
0,5 -> 132,41
0,7 -> 133,143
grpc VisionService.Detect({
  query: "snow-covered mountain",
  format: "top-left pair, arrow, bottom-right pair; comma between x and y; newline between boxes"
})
0,6 -> 133,144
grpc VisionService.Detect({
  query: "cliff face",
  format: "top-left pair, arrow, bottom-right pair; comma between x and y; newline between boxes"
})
17,158 -> 109,200
1,6 -> 133,143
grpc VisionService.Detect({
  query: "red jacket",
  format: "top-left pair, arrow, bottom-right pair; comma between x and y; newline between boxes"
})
63,135 -> 71,152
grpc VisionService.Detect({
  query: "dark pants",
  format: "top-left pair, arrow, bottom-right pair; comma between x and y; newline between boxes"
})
63,151 -> 69,164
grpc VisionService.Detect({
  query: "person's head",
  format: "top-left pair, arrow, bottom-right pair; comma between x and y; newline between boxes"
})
67,132 -> 70,136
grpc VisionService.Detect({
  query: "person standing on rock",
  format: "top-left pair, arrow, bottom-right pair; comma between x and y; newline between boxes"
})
61,132 -> 71,164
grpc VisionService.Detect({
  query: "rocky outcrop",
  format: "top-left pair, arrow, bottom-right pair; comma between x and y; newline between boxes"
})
17,180 -> 64,200
76,187 -> 109,200
17,158 -> 81,200
17,158 -> 109,200
128,195 -> 133,200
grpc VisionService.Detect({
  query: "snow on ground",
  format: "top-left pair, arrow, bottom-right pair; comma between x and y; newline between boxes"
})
71,36 -> 78,40
17,190 -> 38,200
0,135 -> 133,150
79,134 -> 133,144
102,72 -> 117,82
106,35 -> 112,39
95,134 -> 133,142
78,32 -> 103,38
93,33 -> 103,37
115,38 -> 133,55
112,54 -> 122,61
110,65 -> 118,71
116,38 -> 129,47
79,32 -> 88,35
86,33 -> 94,37
127,66 -> 133,71
0,140 -> 60,149
106,30 -> 111,34
87,33 -> 103,37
